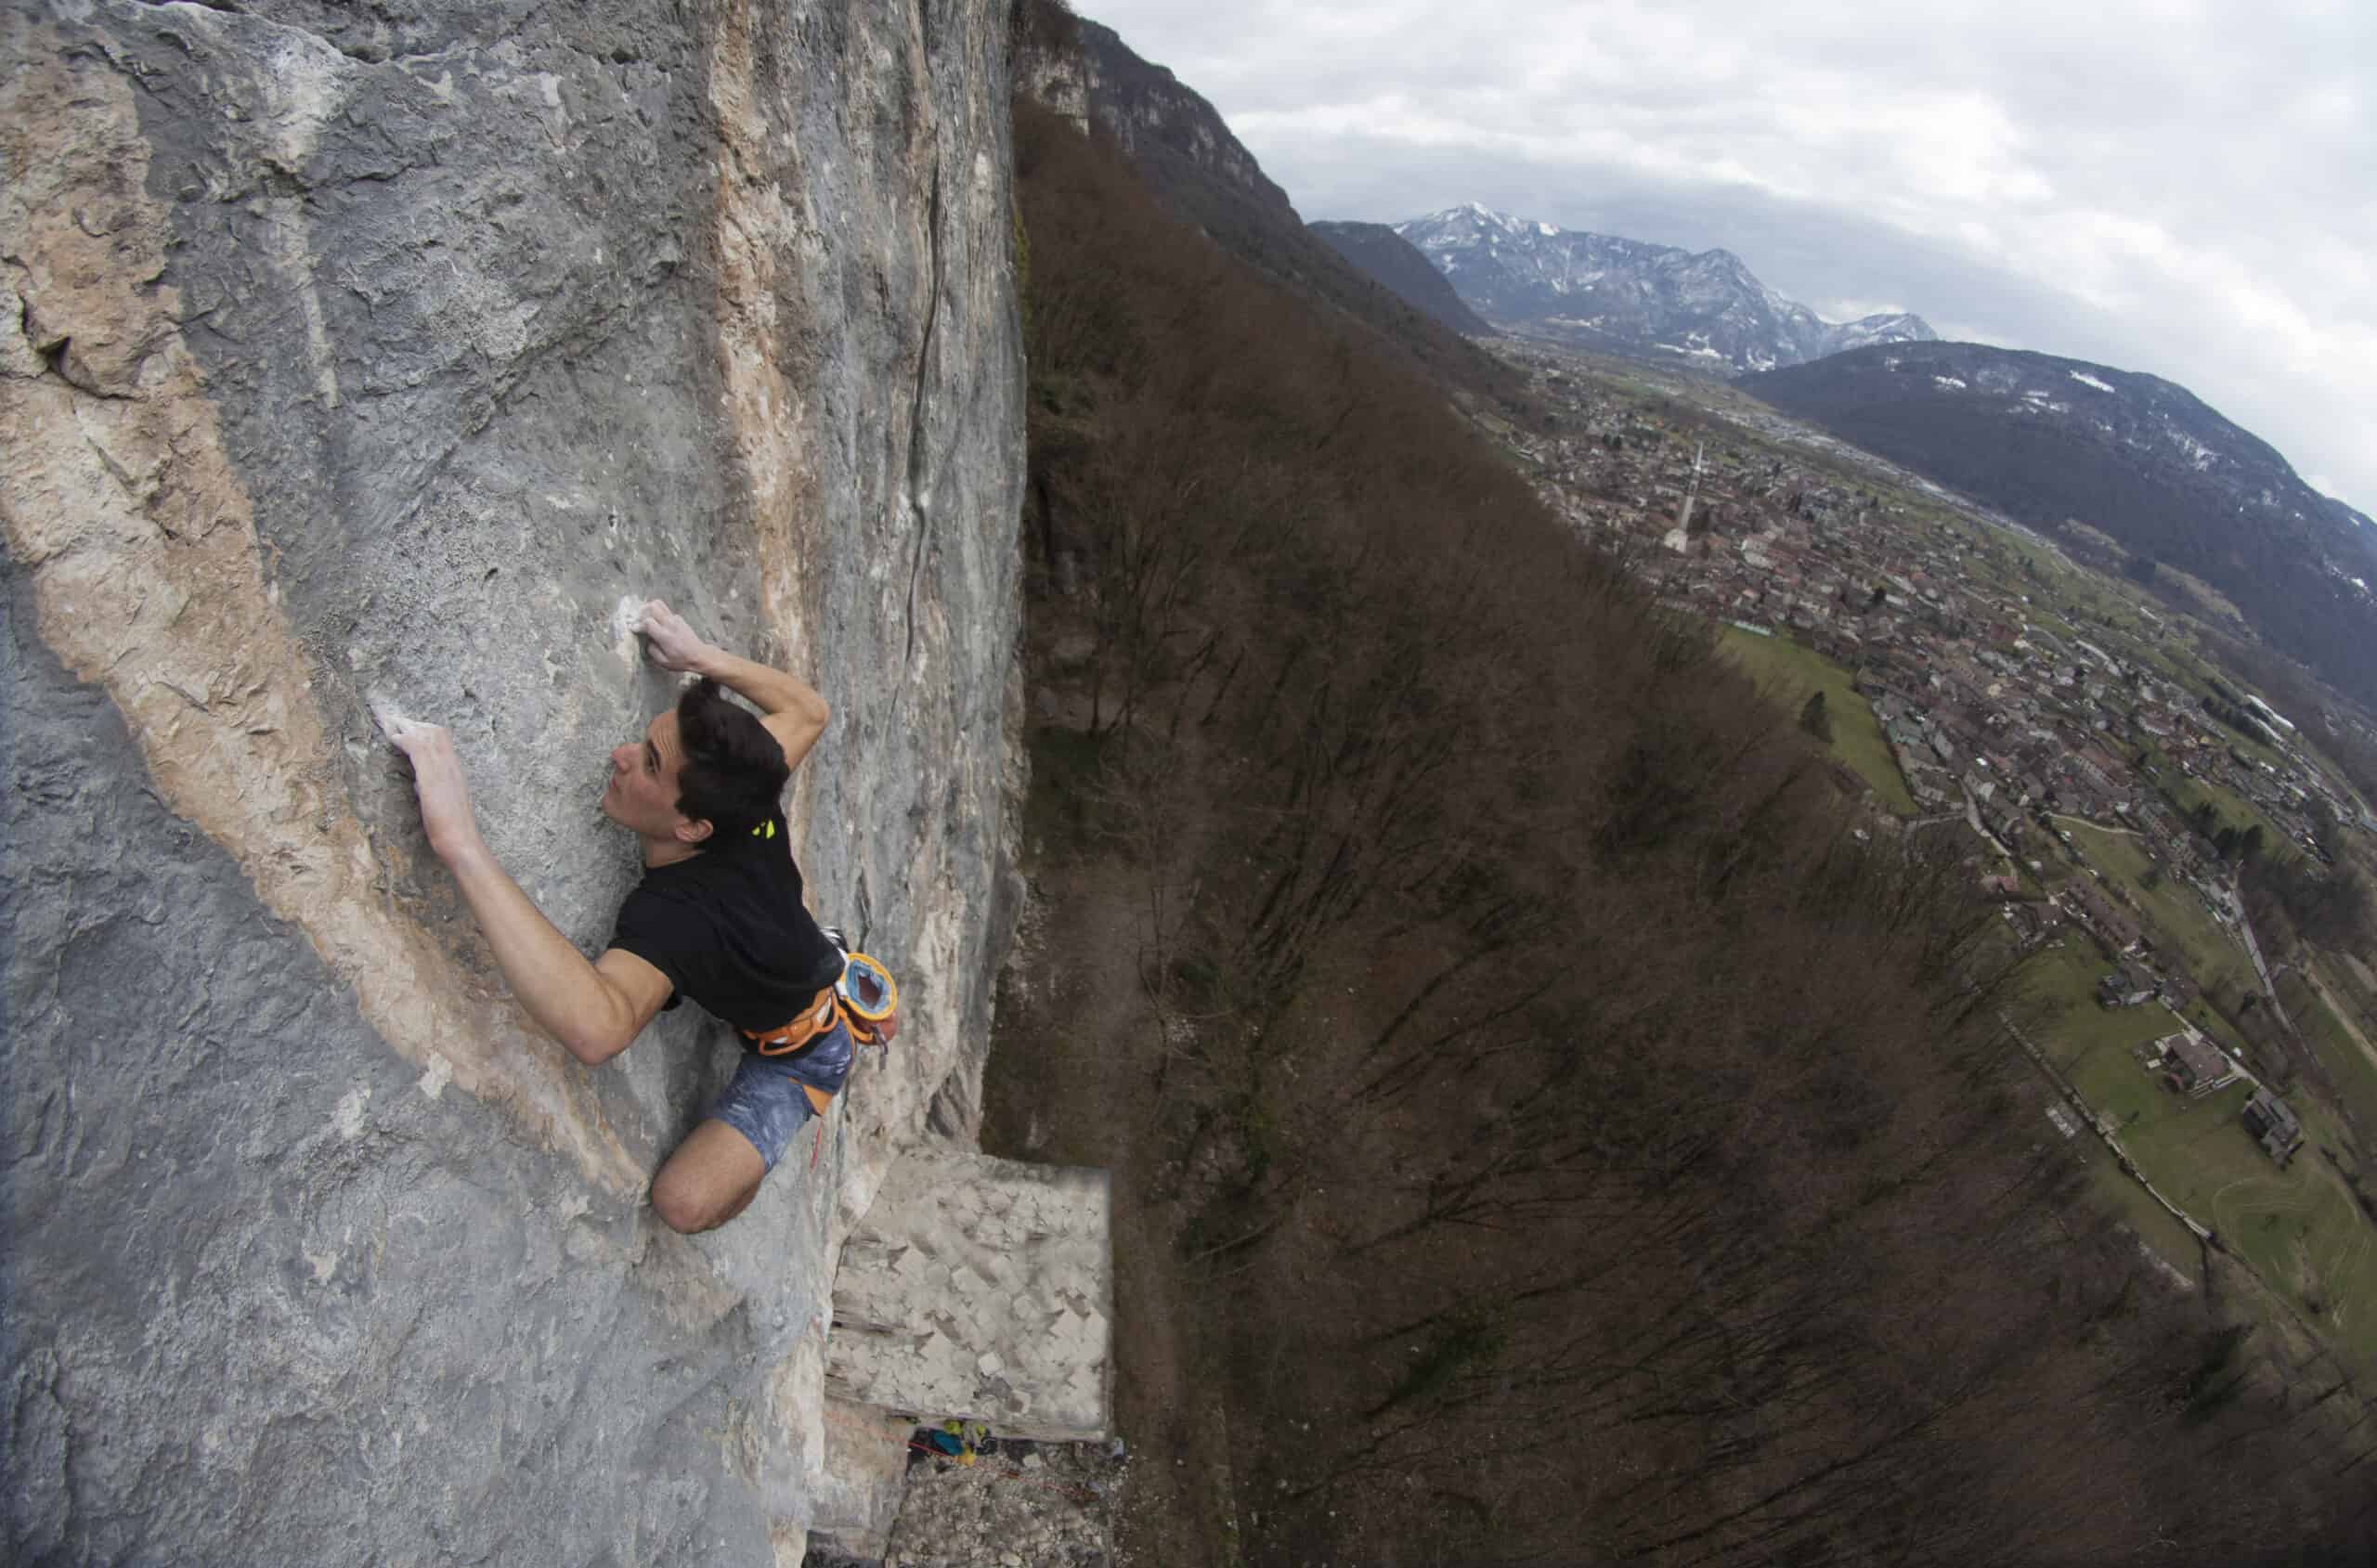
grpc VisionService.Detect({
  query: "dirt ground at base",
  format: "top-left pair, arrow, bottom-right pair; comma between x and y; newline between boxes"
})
978,837 -> 1249,1568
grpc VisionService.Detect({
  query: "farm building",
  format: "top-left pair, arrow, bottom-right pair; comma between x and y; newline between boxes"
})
2098,965 -> 2156,1008
2157,1031 -> 2239,1098
2241,1089 -> 2306,1168
2068,884 -> 2142,952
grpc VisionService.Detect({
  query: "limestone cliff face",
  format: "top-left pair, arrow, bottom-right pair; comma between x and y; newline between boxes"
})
0,1 -> 1023,1561
1019,18 -> 1292,218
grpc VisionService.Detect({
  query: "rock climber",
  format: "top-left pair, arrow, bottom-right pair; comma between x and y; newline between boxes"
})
388,599 -> 892,1234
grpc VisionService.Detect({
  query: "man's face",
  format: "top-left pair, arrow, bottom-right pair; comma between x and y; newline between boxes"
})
602,709 -> 700,840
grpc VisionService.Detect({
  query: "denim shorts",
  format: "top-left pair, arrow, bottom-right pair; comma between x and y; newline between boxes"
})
708,1021 -> 856,1172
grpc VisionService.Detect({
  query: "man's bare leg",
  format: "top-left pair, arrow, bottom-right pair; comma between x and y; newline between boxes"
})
651,1120 -> 768,1233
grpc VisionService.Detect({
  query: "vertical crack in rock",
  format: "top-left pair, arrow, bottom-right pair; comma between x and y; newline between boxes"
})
902,162 -> 945,678
0,36 -> 644,1195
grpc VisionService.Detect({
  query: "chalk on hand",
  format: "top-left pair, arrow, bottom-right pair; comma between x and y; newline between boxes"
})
368,694 -> 421,745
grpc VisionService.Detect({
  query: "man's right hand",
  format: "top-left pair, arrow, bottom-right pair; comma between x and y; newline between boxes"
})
389,720 -> 485,864
636,599 -> 714,675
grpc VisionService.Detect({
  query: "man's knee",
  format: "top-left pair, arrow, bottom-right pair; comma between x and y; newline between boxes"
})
652,1160 -> 751,1234
651,1164 -> 720,1234
652,1121 -> 767,1234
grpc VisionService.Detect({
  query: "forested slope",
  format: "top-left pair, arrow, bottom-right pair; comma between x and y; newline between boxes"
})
1310,219 -> 1498,337
990,92 -> 2377,1567
1020,13 -> 1531,410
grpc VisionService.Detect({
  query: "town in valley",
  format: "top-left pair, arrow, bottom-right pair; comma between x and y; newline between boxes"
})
1467,336 -> 2377,1376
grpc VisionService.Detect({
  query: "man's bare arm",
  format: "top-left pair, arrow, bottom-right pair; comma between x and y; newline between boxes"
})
389,721 -> 670,1063
637,599 -> 829,771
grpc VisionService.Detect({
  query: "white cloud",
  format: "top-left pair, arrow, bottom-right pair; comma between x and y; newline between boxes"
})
1081,0 -> 2377,512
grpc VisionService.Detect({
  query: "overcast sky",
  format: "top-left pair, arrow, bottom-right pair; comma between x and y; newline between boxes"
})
1079,0 -> 2377,513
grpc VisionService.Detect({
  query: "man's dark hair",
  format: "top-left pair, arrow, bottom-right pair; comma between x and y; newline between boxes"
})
674,679 -> 790,842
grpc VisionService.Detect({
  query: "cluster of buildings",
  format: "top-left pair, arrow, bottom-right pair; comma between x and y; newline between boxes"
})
1482,343 -> 2364,1179
1486,343 -> 2369,884
2143,1027 -> 2305,1168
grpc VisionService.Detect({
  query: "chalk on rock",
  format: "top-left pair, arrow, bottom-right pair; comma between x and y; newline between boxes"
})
612,594 -> 648,667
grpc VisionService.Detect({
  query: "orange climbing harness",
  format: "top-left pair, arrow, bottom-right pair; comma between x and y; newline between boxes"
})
741,985 -> 841,1117
738,952 -> 902,1121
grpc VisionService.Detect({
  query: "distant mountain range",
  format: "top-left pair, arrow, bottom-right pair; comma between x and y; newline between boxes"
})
1379,204 -> 1937,373
1021,19 -> 2373,716
1744,342 -> 2377,706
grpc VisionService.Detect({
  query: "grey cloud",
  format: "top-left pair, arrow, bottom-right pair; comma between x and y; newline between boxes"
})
1080,2 -> 2377,511
1279,136 -> 2141,363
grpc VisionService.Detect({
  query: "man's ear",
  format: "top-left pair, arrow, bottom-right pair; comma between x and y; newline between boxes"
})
675,816 -> 714,845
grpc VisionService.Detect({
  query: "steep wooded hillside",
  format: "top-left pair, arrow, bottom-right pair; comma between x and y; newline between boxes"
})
1309,220 -> 1497,336
1018,17 -> 1531,408
992,89 -> 2377,1568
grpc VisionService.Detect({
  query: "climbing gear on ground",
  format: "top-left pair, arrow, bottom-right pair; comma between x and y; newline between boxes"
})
931,1419 -> 991,1467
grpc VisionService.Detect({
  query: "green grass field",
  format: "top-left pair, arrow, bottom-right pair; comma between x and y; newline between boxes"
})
1716,626 -> 1919,815
2136,748 -> 2293,860
2017,945 -> 2215,1271
2018,943 -> 2377,1377
2060,820 -> 2257,1001
2020,942 -> 2171,1062
2130,1091 -> 2377,1364
2057,1109 -> 2210,1276
2314,958 -> 2377,1051
2281,970 -> 2377,1134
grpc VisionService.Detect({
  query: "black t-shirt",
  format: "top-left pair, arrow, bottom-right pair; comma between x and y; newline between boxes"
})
608,809 -> 846,1039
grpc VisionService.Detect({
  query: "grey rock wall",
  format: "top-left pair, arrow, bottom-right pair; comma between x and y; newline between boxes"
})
1,1 -> 1024,1562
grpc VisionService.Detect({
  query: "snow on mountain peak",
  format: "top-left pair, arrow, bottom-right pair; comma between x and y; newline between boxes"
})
1455,201 -> 1525,233
1391,203 -> 1937,373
